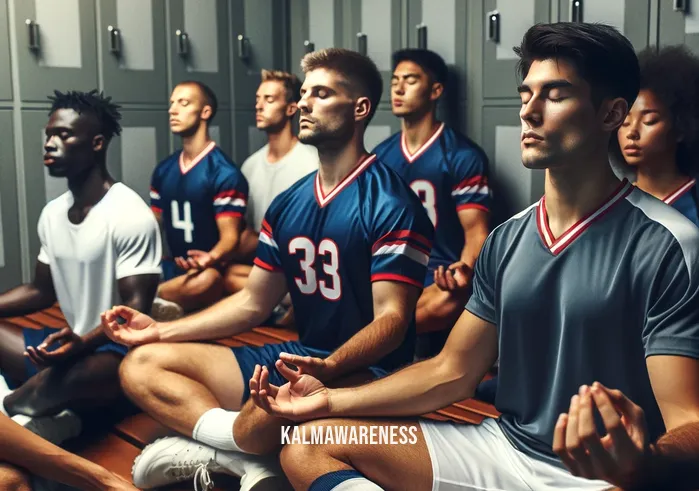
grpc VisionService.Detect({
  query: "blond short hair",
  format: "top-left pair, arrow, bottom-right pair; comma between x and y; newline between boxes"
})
260,69 -> 302,103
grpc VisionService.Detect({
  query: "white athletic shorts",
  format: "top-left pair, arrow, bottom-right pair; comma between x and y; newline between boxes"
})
419,418 -> 613,491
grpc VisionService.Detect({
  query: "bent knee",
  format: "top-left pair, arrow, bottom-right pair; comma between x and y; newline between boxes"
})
0,465 -> 31,491
280,420 -> 337,471
120,344 -> 175,385
183,268 -> 223,296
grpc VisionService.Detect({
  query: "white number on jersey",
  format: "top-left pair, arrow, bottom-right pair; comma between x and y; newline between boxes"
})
410,180 -> 438,226
171,200 -> 195,243
289,237 -> 341,300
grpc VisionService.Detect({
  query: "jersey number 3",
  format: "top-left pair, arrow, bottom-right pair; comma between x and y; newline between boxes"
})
171,201 -> 194,243
289,237 -> 341,301
410,180 -> 437,226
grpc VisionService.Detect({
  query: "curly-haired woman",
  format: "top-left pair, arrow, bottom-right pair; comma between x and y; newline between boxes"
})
616,45 -> 699,226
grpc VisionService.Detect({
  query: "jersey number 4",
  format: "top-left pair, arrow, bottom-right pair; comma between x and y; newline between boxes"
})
410,180 -> 437,226
289,237 -> 341,301
171,201 -> 194,243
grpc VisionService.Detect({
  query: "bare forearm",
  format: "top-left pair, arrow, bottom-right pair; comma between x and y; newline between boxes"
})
643,422 -> 699,490
325,312 -> 407,379
210,236 -> 239,264
460,231 -> 487,267
1,417 -> 112,491
159,289 -> 268,342
0,284 -> 56,318
329,354 -> 473,418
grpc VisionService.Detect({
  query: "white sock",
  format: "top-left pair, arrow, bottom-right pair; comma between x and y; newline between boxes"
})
192,407 -> 243,452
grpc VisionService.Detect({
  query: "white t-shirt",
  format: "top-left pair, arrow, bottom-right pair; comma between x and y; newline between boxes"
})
241,141 -> 319,231
37,183 -> 162,336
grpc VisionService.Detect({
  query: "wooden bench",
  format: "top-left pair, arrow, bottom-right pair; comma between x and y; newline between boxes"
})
0,306 -> 500,488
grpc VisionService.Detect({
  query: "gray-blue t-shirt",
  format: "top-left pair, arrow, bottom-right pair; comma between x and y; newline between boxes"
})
466,179 -> 699,467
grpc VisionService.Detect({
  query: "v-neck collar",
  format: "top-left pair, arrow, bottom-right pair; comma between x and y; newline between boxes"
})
179,141 -> 216,175
536,179 -> 633,256
314,154 -> 376,208
663,177 -> 696,205
401,123 -> 444,163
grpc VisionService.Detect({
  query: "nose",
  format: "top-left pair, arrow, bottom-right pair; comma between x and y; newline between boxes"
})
520,98 -> 542,127
625,122 -> 640,141
297,95 -> 310,113
44,135 -> 57,151
255,99 -> 263,111
168,105 -> 177,115
392,82 -> 405,95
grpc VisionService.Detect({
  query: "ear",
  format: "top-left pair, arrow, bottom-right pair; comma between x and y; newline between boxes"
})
601,97 -> 628,132
92,134 -> 106,152
355,96 -> 371,124
200,104 -> 213,122
286,102 -> 298,118
430,82 -> 444,102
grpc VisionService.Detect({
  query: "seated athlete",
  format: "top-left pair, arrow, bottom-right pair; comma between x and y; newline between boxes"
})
373,49 -> 490,358
251,23 -> 699,491
226,69 -> 319,327
0,90 -> 161,445
101,48 -> 433,491
0,412 -> 137,490
615,45 -> 699,226
150,81 -> 249,319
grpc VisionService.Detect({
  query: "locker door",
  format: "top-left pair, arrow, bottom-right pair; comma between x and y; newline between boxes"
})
481,106 -> 544,226
233,111 -> 265,165
406,0 -> 468,101
345,0 -> 403,106
230,0 -> 287,111
481,0 -> 550,99
107,110 -> 170,205
559,0 -> 650,51
0,0 -> 12,101
0,110 -> 21,291
99,0 -> 167,104
210,108 -> 233,162
289,0 -> 344,79
14,0 -> 98,102
169,0 -> 231,105
365,110 -> 400,152
658,1 -> 699,55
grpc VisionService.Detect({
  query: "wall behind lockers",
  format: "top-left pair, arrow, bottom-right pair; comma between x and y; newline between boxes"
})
1,0 -> 698,288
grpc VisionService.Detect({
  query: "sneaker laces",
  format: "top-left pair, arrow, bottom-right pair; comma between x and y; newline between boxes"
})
194,462 -> 214,491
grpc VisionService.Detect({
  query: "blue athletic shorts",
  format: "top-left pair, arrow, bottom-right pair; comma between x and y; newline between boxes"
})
231,340 -> 388,403
23,327 -> 128,380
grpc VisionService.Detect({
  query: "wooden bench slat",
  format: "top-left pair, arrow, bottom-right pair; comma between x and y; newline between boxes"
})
232,331 -> 277,347
3,317 -> 43,329
25,312 -> 67,329
215,337 -> 246,348
453,399 -> 500,419
435,405 -> 484,425
42,307 -> 68,322
75,433 -> 141,482
252,326 -> 298,343
112,413 -> 175,448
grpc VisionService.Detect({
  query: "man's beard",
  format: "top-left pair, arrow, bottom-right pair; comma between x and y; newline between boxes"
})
299,120 -> 354,148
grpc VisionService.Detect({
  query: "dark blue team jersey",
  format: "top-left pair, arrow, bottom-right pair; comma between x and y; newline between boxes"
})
150,142 -> 248,258
373,124 -> 490,276
254,154 -> 434,373
664,178 -> 699,227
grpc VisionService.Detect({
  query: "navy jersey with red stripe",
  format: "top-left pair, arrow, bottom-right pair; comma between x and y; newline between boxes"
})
663,178 -> 699,227
150,142 -> 248,258
254,155 -> 434,373
373,123 -> 490,275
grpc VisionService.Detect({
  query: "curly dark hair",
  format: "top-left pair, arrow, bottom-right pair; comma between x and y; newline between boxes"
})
48,89 -> 122,142
636,45 -> 699,176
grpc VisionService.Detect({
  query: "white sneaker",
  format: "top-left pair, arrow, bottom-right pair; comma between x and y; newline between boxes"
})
150,297 -> 184,321
132,436 -> 224,489
217,451 -> 286,491
12,409 -> 82,445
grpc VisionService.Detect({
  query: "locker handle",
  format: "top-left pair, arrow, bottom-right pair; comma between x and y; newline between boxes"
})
25,19 -> 40,51
357,32 -> 367,56
674,0 -> 688,13
108,26 -> 122,56
304,40 -> 315,54
238,34 -> 250,61
176,29 -> 189,57
486,11 -> 500,43
416,23 -> 427,49
570,0 -> 583,22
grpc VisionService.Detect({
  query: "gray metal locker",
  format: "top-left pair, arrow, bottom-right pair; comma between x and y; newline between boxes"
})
406,0 -> 469,101
230,0 -> 287,111
481,105 -> 544,226
365,110 -> 400,151
169,0 -> 231,105
480,0 -> 550,99
233,110 -> 263,165
99,0 -> 168,104
14,0 -> 98,102
210,108 -> 233,161
289,0 -> 344,79
657,1 -> 699,54
0,109 -> 22,291
0,0 -> 12,101
559,0 -> 650,51
344,0 -> 403,108
107,110 -> 169,205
